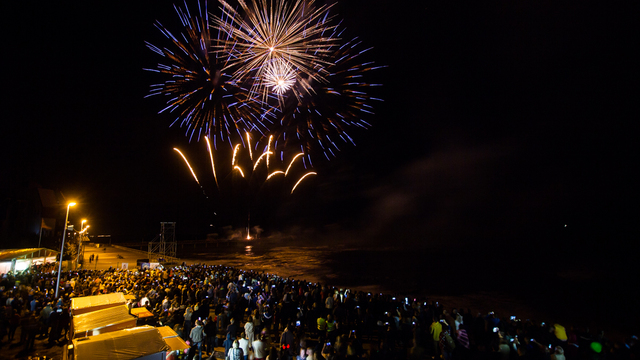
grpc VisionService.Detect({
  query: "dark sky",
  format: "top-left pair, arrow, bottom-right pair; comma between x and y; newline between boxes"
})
2,0 -> 636,256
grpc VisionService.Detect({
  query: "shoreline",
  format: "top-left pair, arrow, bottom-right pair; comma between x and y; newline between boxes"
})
85,242 -> 635,341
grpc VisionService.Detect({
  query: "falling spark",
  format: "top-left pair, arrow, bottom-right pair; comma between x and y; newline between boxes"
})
253,151 -> 273,170
285,152 -> 304,176
246,132 -> 253,160
232,144 -> 240,166
204,136 -> 219,189
234,165 -> 245,177
291,172 -> 317,193
267,135 -> 273,168
174,148 -> 200,184
266,170 -> 285,180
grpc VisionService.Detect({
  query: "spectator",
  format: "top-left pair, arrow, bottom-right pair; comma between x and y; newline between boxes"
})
280,325 -> 295,358
551,345 -> 566,360
189,319 -> 205,360
8,309 -> 20,341
238,332 -> 250,360
184,305 -> 193,340
253,333 -> 267,360
204,315 -> 217,354
227,317 -> 239,340
223,333 -> 234,357
227,339 -> 244,360
430,317 -> 442,357
439,322 -> 455,360
245,315 -> 255,344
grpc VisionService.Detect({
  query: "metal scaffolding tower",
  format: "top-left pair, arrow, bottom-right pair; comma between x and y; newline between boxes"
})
148,222 -> 177,263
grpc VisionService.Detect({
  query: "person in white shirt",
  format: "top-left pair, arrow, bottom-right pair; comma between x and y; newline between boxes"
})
252,334 -> 267,360
227,340 -> 244,360
238,332 -> 250,360
245,316 -> 255,344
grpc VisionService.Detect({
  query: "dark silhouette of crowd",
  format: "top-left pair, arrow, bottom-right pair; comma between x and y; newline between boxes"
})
1,263 -> 638,360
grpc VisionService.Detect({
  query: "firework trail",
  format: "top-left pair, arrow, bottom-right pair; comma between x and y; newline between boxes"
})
173,134 -> 317,234
173,148 -> 200,184
252,151 -> 272,170
212,0 -> 339,100
232,144 -> 241,166
174,147 -> 210,198
285,152 -> 304,176
233,165 -> 245,177
246,132 -> 253,160
175,135 -> 314,195
204,136 -> 219,189
145,1 -> 274,145
266,135 -> 273,168
291,172 -> 317,194
266,170 -> 285,180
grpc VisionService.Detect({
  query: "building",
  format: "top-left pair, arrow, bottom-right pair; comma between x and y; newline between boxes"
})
0,247 -> 60,274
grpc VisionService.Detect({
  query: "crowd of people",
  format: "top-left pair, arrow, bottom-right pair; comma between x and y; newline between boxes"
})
0,262 -> 638,360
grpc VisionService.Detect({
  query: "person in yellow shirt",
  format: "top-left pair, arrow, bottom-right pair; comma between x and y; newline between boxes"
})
326,314 -> 337,341
553,323 -> 568,341
317,315 -> 326,333
430,318 -> 443,357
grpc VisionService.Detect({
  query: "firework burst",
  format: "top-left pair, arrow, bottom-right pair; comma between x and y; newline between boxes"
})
263,58 -> 298,98
144,1 -> 275,145
267,36 -> 386,166
212,0 -> 339,100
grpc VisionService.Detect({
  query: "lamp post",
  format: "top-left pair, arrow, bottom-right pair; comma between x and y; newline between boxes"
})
80,219 -> 86,232
38,221 -> 44,249
76,225 -> 89,267
55,202 -> 76,299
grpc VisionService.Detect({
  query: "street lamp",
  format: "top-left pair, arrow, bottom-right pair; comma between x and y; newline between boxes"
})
55,202 -> 76,299
81,219 -> 86,232
76,225 -> 89,266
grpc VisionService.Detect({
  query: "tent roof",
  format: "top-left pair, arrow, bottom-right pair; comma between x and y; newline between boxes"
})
73,326 -> 169,360
131,307 -> 154,318
71,292 -> 126,312
164,336 -> 190,352
0,248 -> 59,262
157,326 -> 179,339
72,305 -> 135,334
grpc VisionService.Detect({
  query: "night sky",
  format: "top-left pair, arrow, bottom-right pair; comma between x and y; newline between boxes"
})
2,0 -> 637,262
